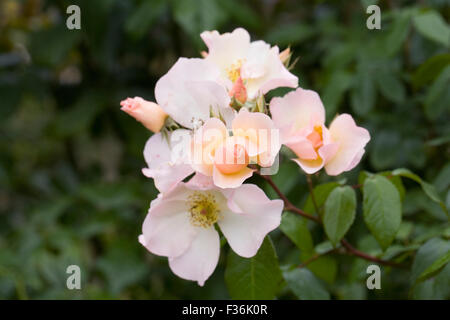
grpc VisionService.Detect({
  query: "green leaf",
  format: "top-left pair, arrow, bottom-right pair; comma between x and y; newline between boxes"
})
297,241 -> 338,284
434,162 -> 450,193
385,175 -> 406,202
97,242 -> 148,294
382,10 -> 411,57
323,43 -> 356,70
79,182 -> 141,210
280,213 -> 314,254
322,71 -> 353,119
381,243 -> 420,260
225,237 -> 282,299
283,268 -> 330,300
53,92 -> 105,138
314,241 -> 335,254
413,10 -> 450,47
410,238 -> 450,298
30,25 -> 81,67
396,221 -> 414,241
0,83 -> 21,120
361,0 -> 379,7
375,69 -> 405,103
411,264 -> 450,299
219,0 -> 262,30
412,54 -> 450,89
323,186 -> 357,246
370,130 -> 401,170
363,175 -> 402,249
350,69 -> 376,116
303,182 -> 340,216
359,171 -> 406,201
303,255 -> 338,285
417,251 -> 450,283
125,0 -> 167,39
392,168 -> 449,218
411,238 -> 450,284
424,65 -> 450,120
29,197 -> 73,227
265,23 -> 315,47
336,282 -> 367,300
172,0 -> 227,46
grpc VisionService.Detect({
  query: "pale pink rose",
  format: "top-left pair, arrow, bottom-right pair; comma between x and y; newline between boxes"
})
138,179 -> 283,286
200,28 -> 298,100
142,129 -> 194,193
190,109 -> 280,188
154,57 -> 235,129
270,87 -> 336,174
120,97 -> 167,133
270,87 -> 370,175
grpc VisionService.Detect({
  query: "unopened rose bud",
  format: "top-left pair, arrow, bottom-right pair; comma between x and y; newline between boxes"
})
120,97 -> 168,133
279,47 -> 291,66
229,77 -> 247,104
200,51 -> 208,58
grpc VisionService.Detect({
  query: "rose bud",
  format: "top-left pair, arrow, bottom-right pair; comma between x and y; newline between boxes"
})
229,76 -> 247,104
120,97 -> 168,133
279,47 -> 291,66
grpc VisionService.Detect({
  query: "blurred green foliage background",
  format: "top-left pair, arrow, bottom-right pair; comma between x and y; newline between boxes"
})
0,0 -> 449,299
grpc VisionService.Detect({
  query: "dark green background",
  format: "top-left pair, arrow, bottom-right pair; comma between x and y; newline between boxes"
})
0,0 -> 449,299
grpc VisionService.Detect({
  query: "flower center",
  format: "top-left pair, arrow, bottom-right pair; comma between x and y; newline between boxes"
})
307,125 -> 324,151
227,60 -> 243,83
188,192 -> 221,228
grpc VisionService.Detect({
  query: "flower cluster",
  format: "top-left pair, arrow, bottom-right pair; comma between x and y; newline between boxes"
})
120,28 -> 370,286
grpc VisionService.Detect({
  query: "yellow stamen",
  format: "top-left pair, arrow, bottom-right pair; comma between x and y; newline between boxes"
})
227,60 -> 243,83
307,125 -> 324,150
188,192 -> 221,228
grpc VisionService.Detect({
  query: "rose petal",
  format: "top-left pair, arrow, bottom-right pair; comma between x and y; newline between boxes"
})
218,184 -> 283,257
140,199 -> 198,258
270,87 -> 325,141
325,114 -> 370,176
212,166 -> 254,189
232,109 -> 281,166
143,131 -> 194,193
168,227 -> 220,286
243,45 -> 298,98
191,118 -> 228,176
201,28 -> 250,81
187,173 -> 215,190
155,58 -> 229,129
285,135 -> 317,160
292,157 -> 324,174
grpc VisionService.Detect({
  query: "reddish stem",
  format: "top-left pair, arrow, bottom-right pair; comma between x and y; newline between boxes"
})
341,240 -> 405,268
258,173 -> 320,223
258,172 -> 405,268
